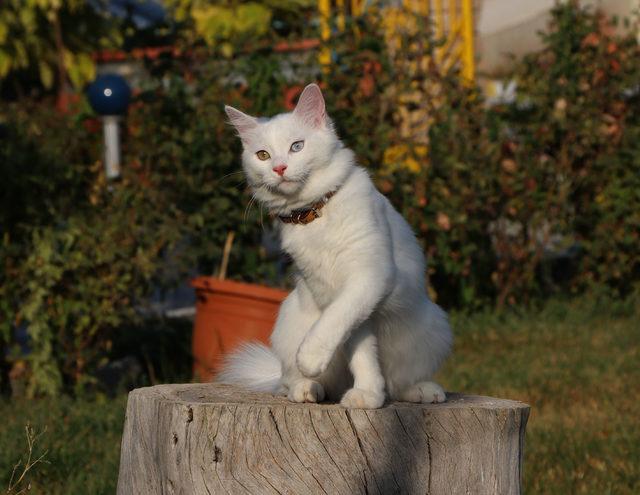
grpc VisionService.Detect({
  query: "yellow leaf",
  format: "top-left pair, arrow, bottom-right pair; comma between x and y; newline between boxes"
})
13,40 -> 28,67
0,22 -> 8,43
403,156 -> 421,173
76,52 -> 96,82
62,49 -> 73,69
19,7 -> 36,31
0,49 -> 11,76
62,50 -> 94,88
220,42 -> 233,58
39,60 -> 54,88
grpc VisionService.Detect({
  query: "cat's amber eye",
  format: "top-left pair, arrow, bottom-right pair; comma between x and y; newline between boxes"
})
256,150 -> 271,161
290,140 -> 304,153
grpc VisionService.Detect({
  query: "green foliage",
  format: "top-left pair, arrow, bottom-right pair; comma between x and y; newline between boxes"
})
328,3 -> 640,308
507,3 -> 640,296
0,395 -> 125,494
1,104 -> 101,376
440,294 -> 640,494
1,106 -> 183,395
16,202 -> 176,396
319,8 -> 506,308
0,0 -> 120,94
125,62 -> 284,282
165,0 -> 315,56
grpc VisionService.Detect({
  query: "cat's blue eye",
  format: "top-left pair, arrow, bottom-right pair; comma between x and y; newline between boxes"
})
290,140 -> 304,153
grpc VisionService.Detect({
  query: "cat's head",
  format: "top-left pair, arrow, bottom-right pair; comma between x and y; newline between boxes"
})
225,84 -> 342,208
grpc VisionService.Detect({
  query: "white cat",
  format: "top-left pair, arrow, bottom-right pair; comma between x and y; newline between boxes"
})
218,84 -> 452,409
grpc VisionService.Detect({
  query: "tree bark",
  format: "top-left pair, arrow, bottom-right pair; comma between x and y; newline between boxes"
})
117,383 -> 530,495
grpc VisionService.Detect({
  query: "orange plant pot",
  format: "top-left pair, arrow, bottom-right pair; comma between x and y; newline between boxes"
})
190,277 -> 288,382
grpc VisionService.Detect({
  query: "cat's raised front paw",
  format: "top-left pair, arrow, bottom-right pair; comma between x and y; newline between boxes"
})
287,379 -> 325,403
296,341 -> 332,378
340,388 -> 385,409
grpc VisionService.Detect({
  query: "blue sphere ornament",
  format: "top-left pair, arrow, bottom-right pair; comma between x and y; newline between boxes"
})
87,74 -> 131,116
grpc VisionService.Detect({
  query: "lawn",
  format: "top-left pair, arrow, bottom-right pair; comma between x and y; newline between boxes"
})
1,296 -> 638,494
441,296 -> 639,494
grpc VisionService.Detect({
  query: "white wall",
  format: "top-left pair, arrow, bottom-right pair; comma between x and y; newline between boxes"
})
476,0 -> 640,75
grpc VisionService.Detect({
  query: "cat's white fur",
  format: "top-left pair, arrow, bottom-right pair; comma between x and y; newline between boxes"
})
218,84 -> 452,408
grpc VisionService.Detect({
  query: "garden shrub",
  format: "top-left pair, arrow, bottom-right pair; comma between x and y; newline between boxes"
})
506,4 -> 640,297
1,106 -> 186,395
329,2 -> 640,307
0,54 -> 293,395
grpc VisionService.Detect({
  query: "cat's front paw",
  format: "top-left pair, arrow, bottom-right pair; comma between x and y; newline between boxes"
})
399,381 -> 446,404
340,388 -> 385,409
296,341 -> 332,378
287,379 -> 325,403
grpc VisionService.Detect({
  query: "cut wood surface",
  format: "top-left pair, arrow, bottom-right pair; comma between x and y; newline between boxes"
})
117,383 -> 530,495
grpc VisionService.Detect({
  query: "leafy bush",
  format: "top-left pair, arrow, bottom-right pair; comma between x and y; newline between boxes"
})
506,4 -> 640,297
128,45 -> 323,281
0,0 -> 121,96
165,0 -> 316,56
330,3 -> 640,308
1,105 -> 185,395
0,55 -> 291,395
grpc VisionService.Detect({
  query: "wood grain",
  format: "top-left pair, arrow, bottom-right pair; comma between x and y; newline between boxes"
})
117,384 -> 530,495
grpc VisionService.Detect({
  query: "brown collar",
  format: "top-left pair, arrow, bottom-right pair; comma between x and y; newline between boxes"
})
276,191 -> 336,225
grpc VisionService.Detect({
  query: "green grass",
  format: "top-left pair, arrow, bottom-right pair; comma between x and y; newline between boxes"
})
1,296 -> 638,494
0,395 -> 125,494
439,296 -> 640,494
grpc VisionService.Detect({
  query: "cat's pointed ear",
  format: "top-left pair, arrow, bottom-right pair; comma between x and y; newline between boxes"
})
293,83 -> 326,128
225,105 -> 258,139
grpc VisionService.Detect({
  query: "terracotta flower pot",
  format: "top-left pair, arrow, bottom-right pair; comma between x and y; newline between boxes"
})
190,276 -> 288,382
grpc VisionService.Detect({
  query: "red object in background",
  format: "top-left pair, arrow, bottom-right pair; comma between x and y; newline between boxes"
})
190,277 -> 288,382
283,81 -> 327,110
359,60 -> 382,97
93,45 -> 183,63
283,85 -> 304,110
56,90 -> 82,114
93,39 -> 320,64
273,38 -> 320,53
82,117 -> 101,134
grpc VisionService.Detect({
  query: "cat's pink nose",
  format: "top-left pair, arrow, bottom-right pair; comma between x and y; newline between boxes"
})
273,164 -> 287,176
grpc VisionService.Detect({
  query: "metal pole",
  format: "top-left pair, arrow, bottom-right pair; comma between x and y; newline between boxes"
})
103,115 -> 121,179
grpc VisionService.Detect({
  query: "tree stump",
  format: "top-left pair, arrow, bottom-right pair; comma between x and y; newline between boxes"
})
117,384 -> 530,495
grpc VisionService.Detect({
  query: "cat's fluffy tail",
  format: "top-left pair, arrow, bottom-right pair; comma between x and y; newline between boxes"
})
216,342 -> 282,393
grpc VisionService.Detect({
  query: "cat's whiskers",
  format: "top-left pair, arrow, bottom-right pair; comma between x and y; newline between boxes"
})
259,202 -> 265,231
217,170 -> 245,183
243,194 -> 257,224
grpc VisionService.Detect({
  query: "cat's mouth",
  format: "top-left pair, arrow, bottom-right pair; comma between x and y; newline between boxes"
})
277,178 -> 301,189
255,176 -> 307,196
271,177 -> 304,196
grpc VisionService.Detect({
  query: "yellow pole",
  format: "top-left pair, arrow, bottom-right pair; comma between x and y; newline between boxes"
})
337,0 -> 346,31
422,0 -> 431,16
461,0 -> 475,82
449,0 -> 457,29
351,0 -> 363,37
318,0 -> 331,66
434,0 -> 444,63
351,0 -> 361,16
